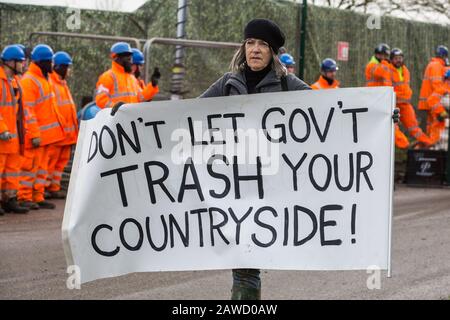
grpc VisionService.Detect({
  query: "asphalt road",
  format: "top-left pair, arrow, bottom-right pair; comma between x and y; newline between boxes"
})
1,186 -> 449,300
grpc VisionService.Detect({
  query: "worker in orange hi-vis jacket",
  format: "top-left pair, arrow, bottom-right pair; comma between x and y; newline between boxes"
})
311,58 -> 340,90
388,48 -> 433,147
0,45 -> 29,215
365,43 -> 409,149
19,44 -> 65,210
46,51 -> 78,199
418,45 -> 449,141
365,43 -> 393,87
95,42 -> 159,110
426,68 -> 450,145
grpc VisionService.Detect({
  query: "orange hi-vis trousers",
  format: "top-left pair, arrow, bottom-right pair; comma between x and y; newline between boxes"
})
395,124 -> 409,149
398,103 -> 432,145
46,145 -> 71,192
0,153 -> 22,200
18,147 -> 45,202
427,114 -> 447,145
33,145 -> 59,203
18,146 -> 54,203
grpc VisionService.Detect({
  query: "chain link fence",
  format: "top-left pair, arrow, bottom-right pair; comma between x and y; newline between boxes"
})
1,1 -> 448,107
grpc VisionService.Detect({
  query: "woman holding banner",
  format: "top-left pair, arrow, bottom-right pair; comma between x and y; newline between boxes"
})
200,18 -> 311,300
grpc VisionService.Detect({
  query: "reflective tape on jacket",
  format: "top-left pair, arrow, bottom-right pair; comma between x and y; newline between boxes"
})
39,122 -> 61,132
0,66 -> 20,153
21,63 -> 65,146
23,74 -> 54,107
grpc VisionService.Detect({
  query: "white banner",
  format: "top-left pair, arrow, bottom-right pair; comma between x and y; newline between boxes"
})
62,87 -> 395,284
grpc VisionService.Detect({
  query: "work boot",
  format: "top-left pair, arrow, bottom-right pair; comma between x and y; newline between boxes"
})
3,197 -> 29,214
37,200 -> 56,210
19,201 -> 40,210
231,286 -> 261,300
48,190 -> 67,199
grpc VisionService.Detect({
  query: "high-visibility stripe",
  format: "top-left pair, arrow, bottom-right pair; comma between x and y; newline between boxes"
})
367,80 -> 390,85
111,91 -> 137,98
423,76 -> 443,81
34,178 -> 47,185
23,74 -> 54,107
430,92 -> 443,99
0,102 -> 16,107
1,172 -> 21,178
36,169 -> 48,175
52,171 -> 63,177
24,74 -> 45,97
50,179 -> 61,186
407,125 -> 424,139
21,172 -> 36,178
39,122 -> 60,131
110,72 -> 137,99
0,79 -> 17,107
54,85 -> 74,107
96,89 -> 111,97
24,94 -> 53,107
111,72 -> 119,94
19,180 -> 33,187
0,80 -> 6,106
58,101 -> 74,106
7,78 -> 17,106
1,189 -> 17,194
64,126 -> 77,132
430,103 -> 442,113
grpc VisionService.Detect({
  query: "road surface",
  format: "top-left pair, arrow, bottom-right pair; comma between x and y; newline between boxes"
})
1,186 -> 449,300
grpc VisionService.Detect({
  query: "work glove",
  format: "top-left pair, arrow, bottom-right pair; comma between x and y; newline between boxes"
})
110,102 -> 125,116
0,131 -> 12,141
31,137 -> 41,148
437,111 -> 448,122
392,108 -> 400,123
151,67 -> 161,87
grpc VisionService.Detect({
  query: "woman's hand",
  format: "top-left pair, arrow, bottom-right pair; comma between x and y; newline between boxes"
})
392,108 -> 400,123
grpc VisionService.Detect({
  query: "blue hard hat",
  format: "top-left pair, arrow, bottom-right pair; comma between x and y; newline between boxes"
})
279,53 -> 295,66
53,51 -> 73,66
131,48 -> 144,65
1,45 -> 25,61
14,44 -> 26,51
321,58 -> 338,72
445,69 -> 450,79
79,102 -> 101,121
436,45 -> 449,58
31,44 -> 54,62
111,42 -> 132,55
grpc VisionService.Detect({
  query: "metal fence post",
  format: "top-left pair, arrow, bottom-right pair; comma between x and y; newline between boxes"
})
447,121 -> 450,184
298,0 -> 307,80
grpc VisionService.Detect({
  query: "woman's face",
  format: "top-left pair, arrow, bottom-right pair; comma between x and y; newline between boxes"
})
245,38 -> 272,71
